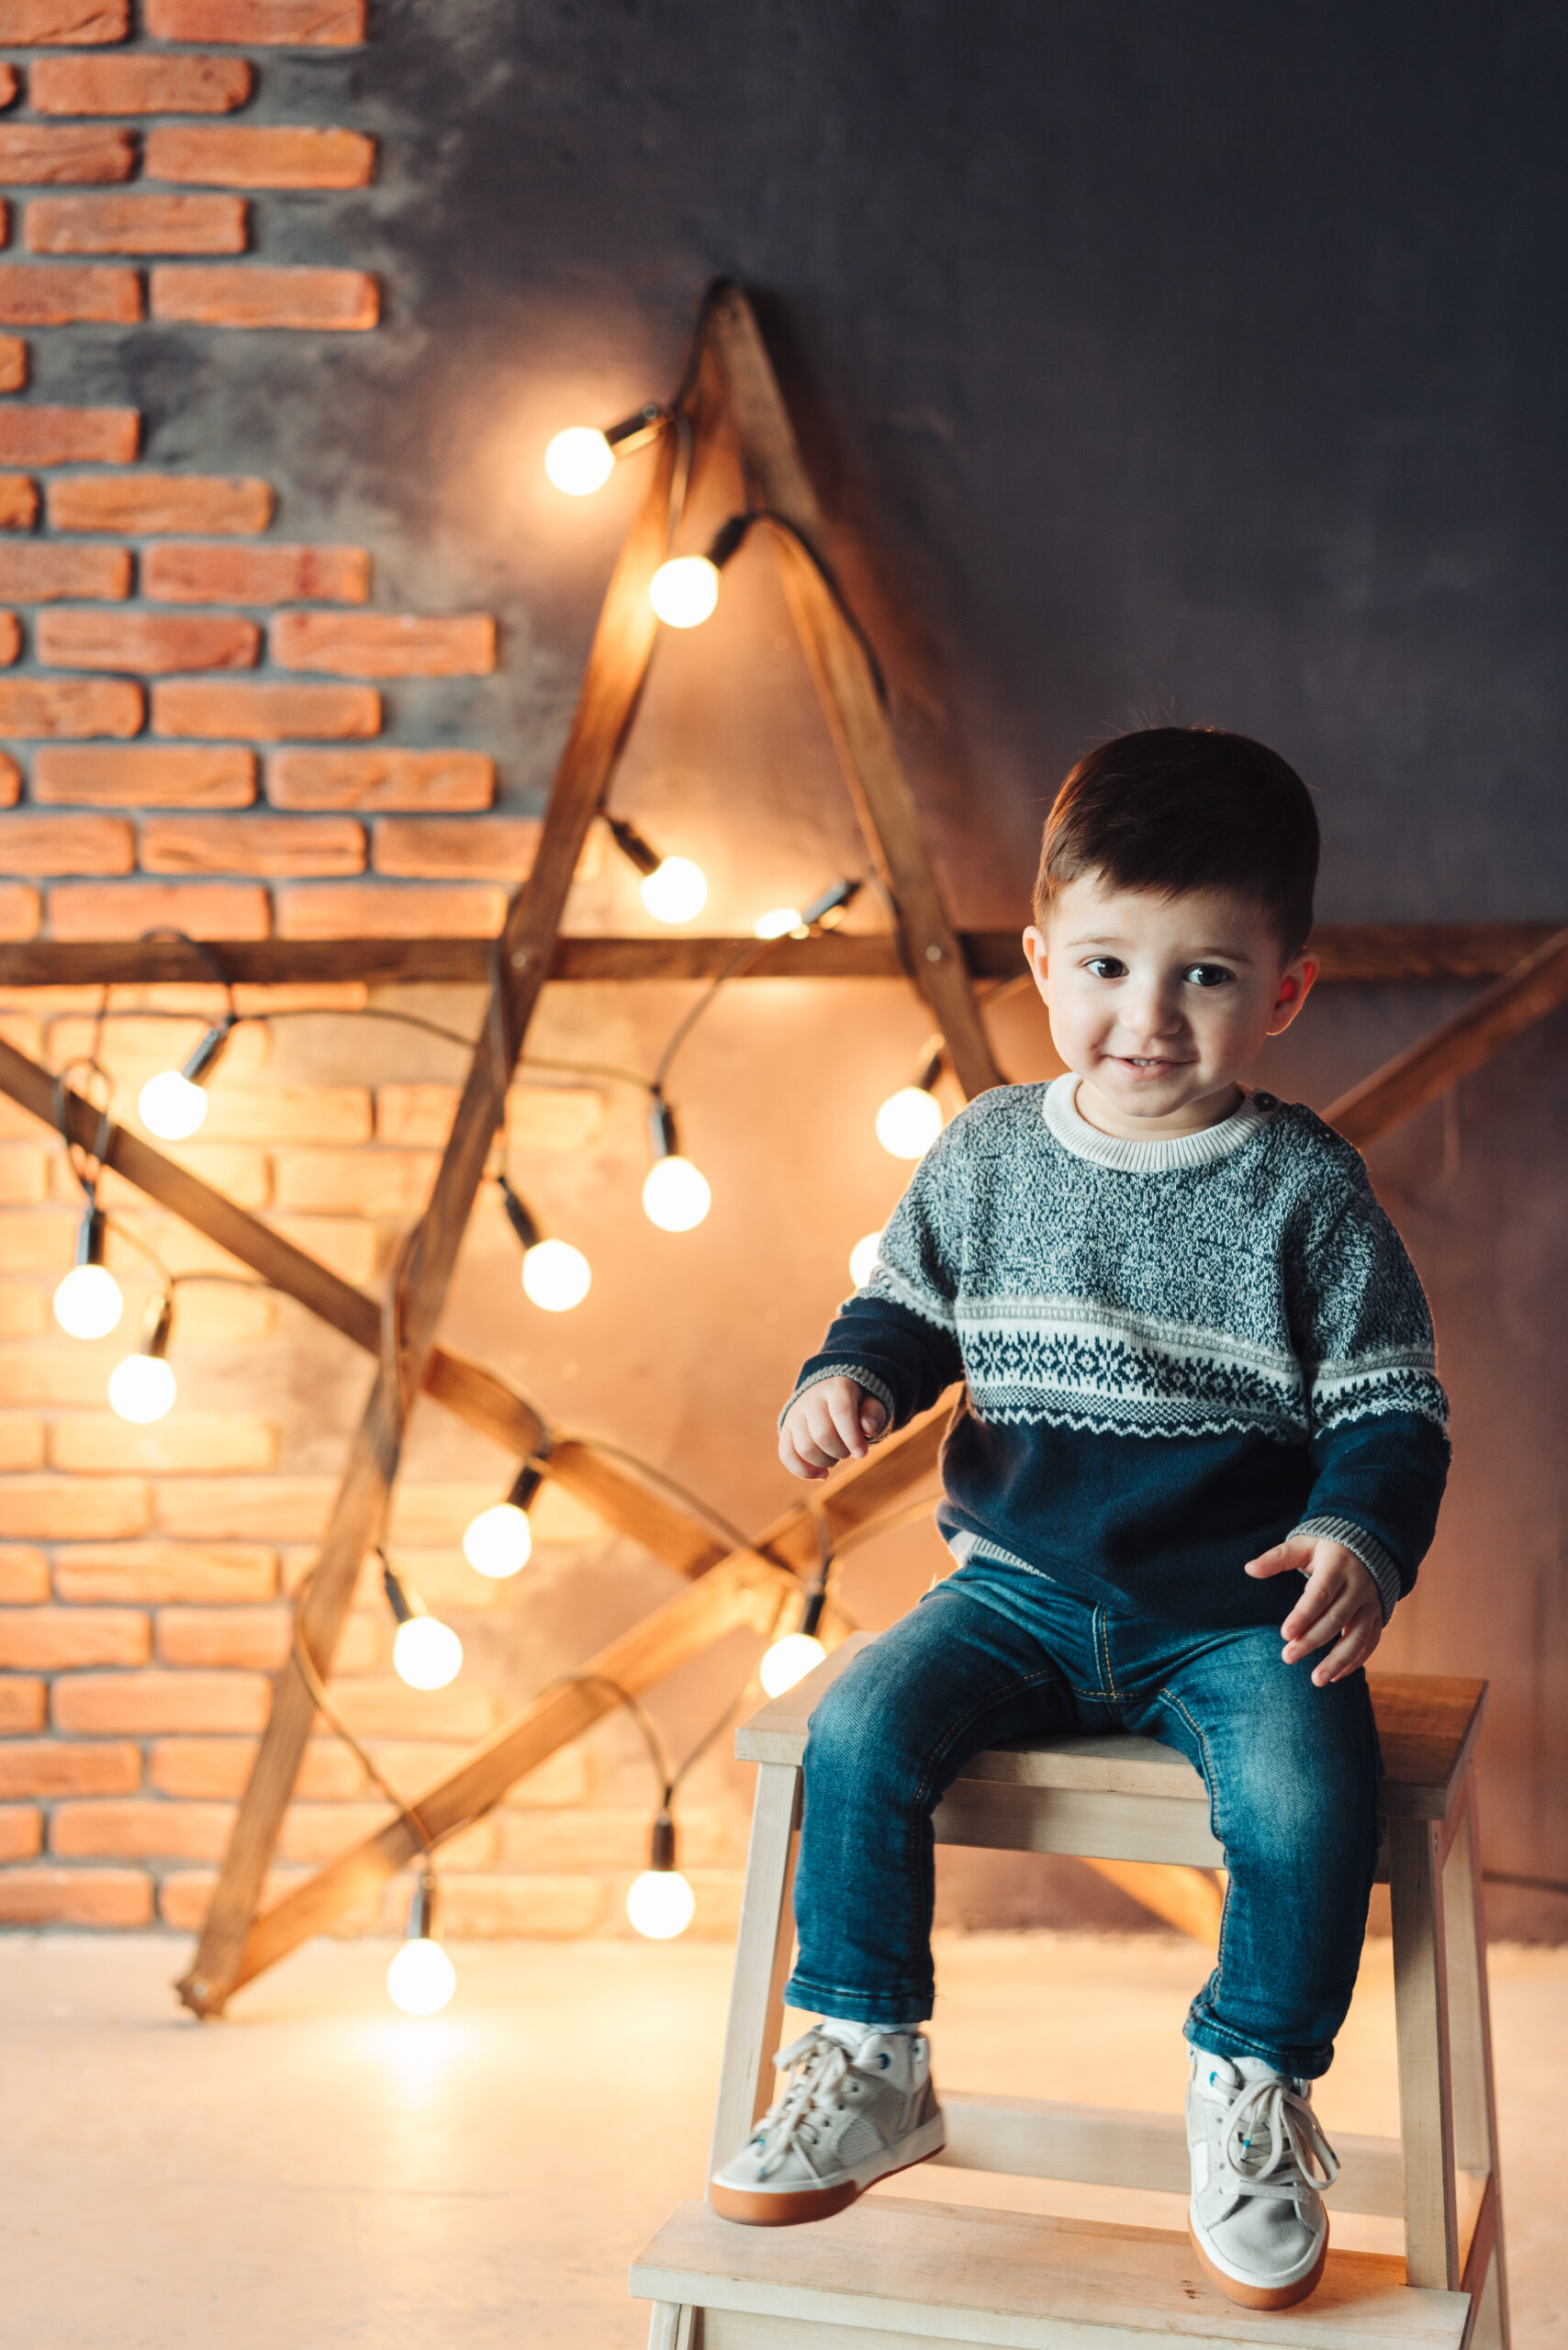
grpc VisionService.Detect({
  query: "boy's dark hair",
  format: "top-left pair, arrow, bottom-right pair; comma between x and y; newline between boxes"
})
1034,726 -> 1319,958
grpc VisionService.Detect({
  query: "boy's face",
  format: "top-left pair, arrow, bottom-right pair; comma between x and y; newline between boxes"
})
1023,876 -> 1317,1137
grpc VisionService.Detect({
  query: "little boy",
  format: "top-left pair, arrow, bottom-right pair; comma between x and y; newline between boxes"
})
711,726 -> 1450,2311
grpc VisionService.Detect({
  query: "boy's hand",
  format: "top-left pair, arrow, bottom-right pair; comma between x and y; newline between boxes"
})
1245,1536 -> 1383,1686
779,1378 -> 888,1481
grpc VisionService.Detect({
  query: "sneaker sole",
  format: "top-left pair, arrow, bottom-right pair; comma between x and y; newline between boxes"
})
1186,2217 -> 1329,2310
710,2116 -> 946,2228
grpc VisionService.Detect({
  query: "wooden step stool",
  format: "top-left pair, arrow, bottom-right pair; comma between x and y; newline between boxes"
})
632,1636 -> 1507,2350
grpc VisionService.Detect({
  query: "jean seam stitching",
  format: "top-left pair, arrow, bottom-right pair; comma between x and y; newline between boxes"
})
909,1662 -> 1070,1810
1154,1683 -> 1232,1981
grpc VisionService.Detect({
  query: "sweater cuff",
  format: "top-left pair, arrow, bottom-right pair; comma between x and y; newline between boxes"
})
1289,1514 -> 1405,1625
778,1362 -> 898,1435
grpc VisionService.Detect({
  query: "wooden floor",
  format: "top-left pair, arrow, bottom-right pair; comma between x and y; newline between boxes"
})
0,1930 -> 1562,2350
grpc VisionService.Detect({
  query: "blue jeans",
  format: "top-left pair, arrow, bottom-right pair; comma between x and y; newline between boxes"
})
784,1561 -> 1382,2078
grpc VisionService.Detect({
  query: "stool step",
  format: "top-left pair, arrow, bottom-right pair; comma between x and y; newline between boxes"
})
632,2195 -> 1471,2350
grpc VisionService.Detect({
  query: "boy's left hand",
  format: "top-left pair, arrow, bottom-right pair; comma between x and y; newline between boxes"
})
1244,1537 -> 1383,1686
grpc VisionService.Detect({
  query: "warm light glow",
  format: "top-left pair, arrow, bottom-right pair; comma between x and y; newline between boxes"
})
543,426 -> 615,497
754,907 -> 804,940
639,856 -> 708,924
386,1937 -> 456,2017
648,554 -> 720,629
848,1231 -> 882,1287
642,1155 -> 711,1232
626,1868 -> 696,1940
521,1237 -> 591,1313
53,1262 -> 124,1341
760,1631 -> 827,1698
876,1086 -> 944,1158
138,1069 -> 208,1141
393,1616 -> 463,1691
463,1500 -> 532,1580
108,1352 -> 176,1424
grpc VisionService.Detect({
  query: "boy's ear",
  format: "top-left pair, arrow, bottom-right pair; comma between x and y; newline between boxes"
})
1022,924 -> 1050,1001
1267,951 -> 1319,1037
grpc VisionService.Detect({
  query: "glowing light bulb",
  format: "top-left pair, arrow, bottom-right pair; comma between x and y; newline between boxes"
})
463,1500 -> 532,1580
138,1069 -> 207,1141
386,1935 -> 456,2016
760,1631 -> 827,1698
543,426 -> 615,497
393,1616 -> 463,1691
108,1351 -> 176,1424
648,554 -> 720,629
521,1237 -> 591,1313
642,1155 -> 711,1233
876,1086 -> 943,1159
848,1231 -> 882,1288
639,856 -> 708,924
754,907 -> 804,940
626,1867 -> 696,1941
53,1263 -> 124,1341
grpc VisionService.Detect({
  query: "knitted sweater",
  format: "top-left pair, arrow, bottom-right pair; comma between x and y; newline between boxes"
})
788,1076 -> 1450,1628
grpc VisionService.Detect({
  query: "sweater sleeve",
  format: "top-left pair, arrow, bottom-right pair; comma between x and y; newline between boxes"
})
1284,1144 -> 1450,1621
780,1121 -> 967,1431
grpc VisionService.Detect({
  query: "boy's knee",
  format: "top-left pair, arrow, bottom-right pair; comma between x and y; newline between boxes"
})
802,1651 -> 926,1797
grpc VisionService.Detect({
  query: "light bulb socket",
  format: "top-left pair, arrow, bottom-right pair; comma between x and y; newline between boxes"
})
704,513 -> 754,571
604,402 -> 667,454
649,1809 -> 677,1873
381,1555 -> 425,1627
914,1044 -> 946,1094
75,1203 -> 108,1270
799,1582 -> 828,1639
496,1173 -> 542,1254
140,1290 -> 174,1362
648,1094 -> 679,1161
801,877 -> 864,932
504,1456 -> 547,1514
180,1019 -> 232,1089
408,1871 -> 439,1943
605,814 -> 663,878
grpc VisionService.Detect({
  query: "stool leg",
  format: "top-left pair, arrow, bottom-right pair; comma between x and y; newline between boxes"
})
646,2301 -> 696,2350
1390,1813 -> 1461,2288
707,1760 -> 801,2188
1443,1784 -> 1510,2349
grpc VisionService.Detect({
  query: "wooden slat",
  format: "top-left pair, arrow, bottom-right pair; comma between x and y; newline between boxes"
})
1391,1815 -> 1462,2290
1327,924 -> 1568,1147
933,1779 -> 1226,1869
178,422 -> 682,2019
707,1762 -> 801,2178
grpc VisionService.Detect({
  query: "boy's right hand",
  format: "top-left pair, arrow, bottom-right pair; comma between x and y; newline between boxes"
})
778,1378 -> 888,1481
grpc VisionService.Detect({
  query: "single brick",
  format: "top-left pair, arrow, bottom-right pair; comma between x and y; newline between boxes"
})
0,1805 -> 41,1861
0,1209 -> 74,1273
27,191 -> 245,257
0,125 -> 135,184
49,471 -> 271,534
0,405 -> 138,464
0,472 -> 39,527
373,816 -> 540,882
158,1604 -> 375,1671
153,1474 -> 337,1542
0,1151 -> 45,1206
196,1080 -> 369,1143
272,611 -> 495,677
0,0 -> 129,39
266,747 -> 493,811
54,1539 -> 275,1603
0,1677 -> 45,1730
0,1343 -> 108,1404
47,878 -> 268,939
275,880 -> 505,939
50,1796 -> 235,1860
151,263 -> 377,331
0,1543 -> 48,1600
143,541 -> 368,604
0,1421 -> 46,1473
0,810 -> 132,870
0,1281 -> 45,1336
52,1667 -> 270,1734
147,0 -> 363,37
0,881 -> 37,936
38,609 -> 257,672
143,123 -> 373,190
0,676 -> 140,737
0,1605 -> 148,1668
0,1865 -> 152,1926
0,1739 -> 140,1797
375,1083 -> 454,1147
48,1413 -> 276,1474
140,811 -> 364,875
33,744 -> 255,805
273,1145 -> 436,1217
0,543 -> 130,600
0,64 -> 13,105
30,55 -> 252,115
151,678 -> 377,741
434,1874 -> 602,1939
150,1733 -> 361,1799
326,1678 -> 497,1742
0,263 -> 140,326
0,608 -> 17,664
0,336 -> 24,391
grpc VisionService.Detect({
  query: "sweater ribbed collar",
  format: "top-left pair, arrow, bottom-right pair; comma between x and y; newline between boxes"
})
1043,1073 -> 1279,1173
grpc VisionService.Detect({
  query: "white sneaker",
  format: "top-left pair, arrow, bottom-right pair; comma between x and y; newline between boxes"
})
1186,2050 -> 1339,2308
710,2023 -> 945,2226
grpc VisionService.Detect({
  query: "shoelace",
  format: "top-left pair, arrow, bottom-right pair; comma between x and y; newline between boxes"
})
1210,2072 -> 1340,2203
749,2030 -> 862,2179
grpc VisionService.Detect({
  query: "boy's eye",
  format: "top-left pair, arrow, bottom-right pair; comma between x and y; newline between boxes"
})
1184,964 -> 1236,989
1082,957 -> 1126,979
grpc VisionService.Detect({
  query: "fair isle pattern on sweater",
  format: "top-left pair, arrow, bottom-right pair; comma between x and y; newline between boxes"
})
855,1078 -> 1447,1444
